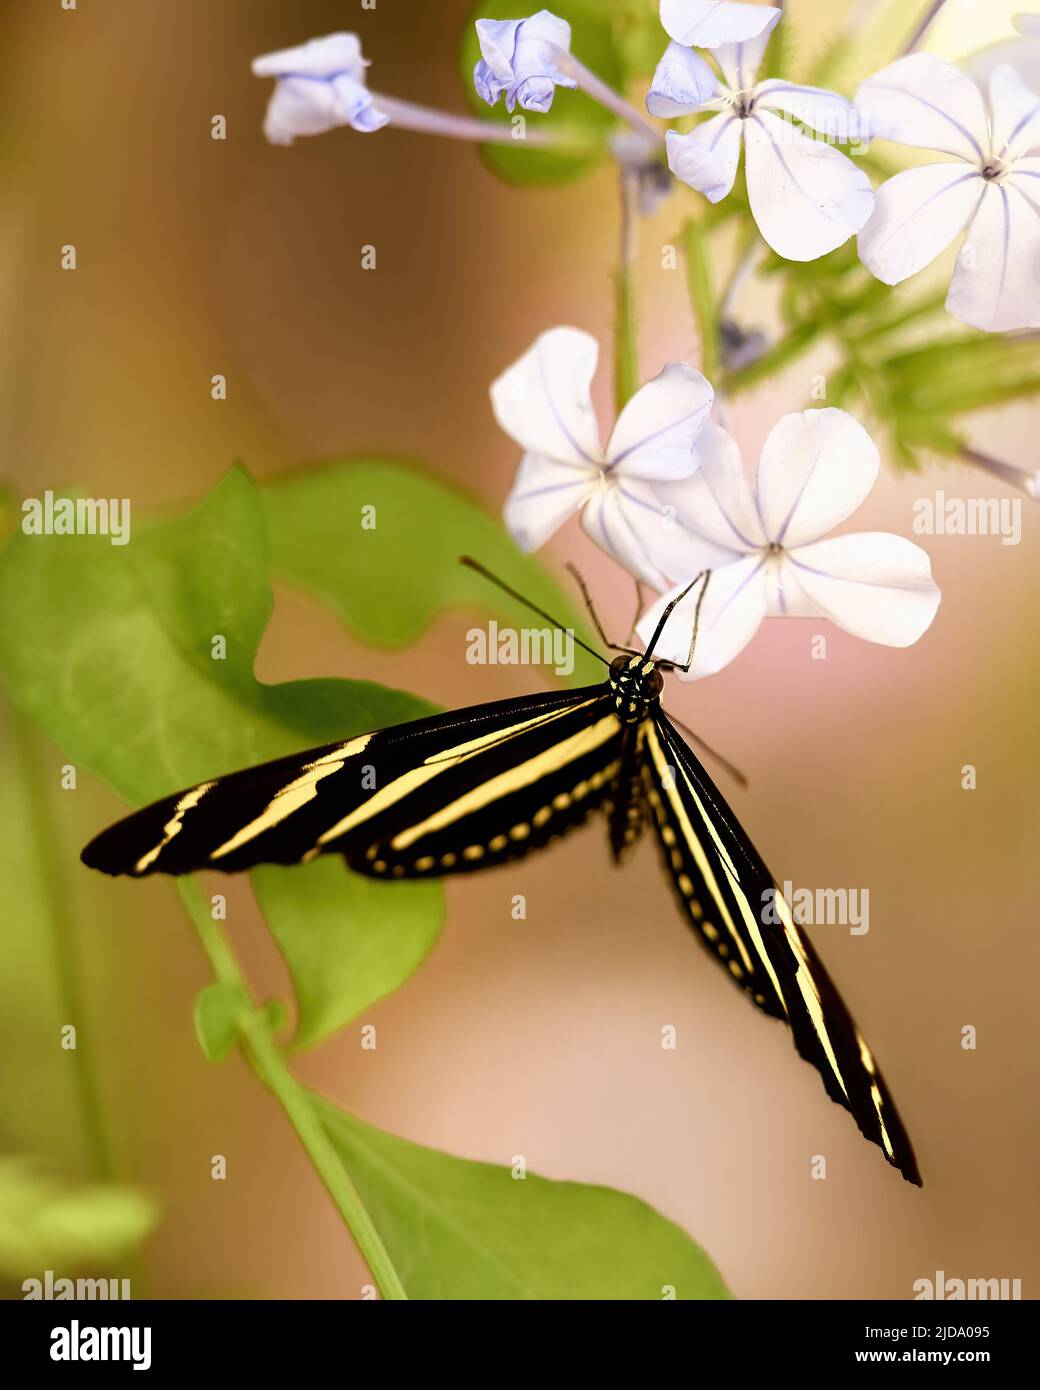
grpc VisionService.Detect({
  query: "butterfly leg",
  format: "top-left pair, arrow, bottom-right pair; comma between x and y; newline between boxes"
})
566,562 -> 640,655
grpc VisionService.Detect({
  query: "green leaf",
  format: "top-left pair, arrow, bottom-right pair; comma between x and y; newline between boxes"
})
0,1158 -> 159,1279
263,998 -> 289,1034
814,0 -> 926,91
0,468 -> 442,1049
0,700 -> 117,1177
193,981 -> 247,1063
313,1095 -> 731,1300
613,0 -> 674,81
870,333 -> 1040,469
261,458 -> 601,682
253,859 -> 442,1053
884,334 -> 1040,411
458,0 -> 624,186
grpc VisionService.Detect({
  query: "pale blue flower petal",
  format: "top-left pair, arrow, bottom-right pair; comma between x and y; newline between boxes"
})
473,9 -> 575,113
661,0 -> 781,50
475,18 -> 525,81
473,58 -> 505,108
666,120 -> 743,202
253,32 -> 388,144
332,75 -> 390,133
647,42 -> 719,117
252,33 -> 366,81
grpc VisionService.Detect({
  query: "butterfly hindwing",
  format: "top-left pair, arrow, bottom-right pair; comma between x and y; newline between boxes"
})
81,686 -> 622,879
639,716 -> 786,1017
642,711 -> 922,1186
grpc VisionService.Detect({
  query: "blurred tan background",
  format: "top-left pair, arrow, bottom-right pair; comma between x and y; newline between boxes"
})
1,0 -> 1038,1298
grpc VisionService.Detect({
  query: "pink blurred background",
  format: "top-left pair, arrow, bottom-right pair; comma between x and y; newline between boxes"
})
1,0 -> 1038,1298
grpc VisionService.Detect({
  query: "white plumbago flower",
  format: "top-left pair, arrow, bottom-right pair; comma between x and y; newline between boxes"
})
856,55 -> 1040,332
493,327 -> 714,588
473,10 -> 576,114
636,409 -> 941,679
252,34 -> 388,145
659,0 -> 781,49
655,16 -> 875,261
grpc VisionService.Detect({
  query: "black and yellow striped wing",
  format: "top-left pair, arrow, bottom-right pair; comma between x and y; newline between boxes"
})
82,686 -> 623,880
641,711 -> 922,1186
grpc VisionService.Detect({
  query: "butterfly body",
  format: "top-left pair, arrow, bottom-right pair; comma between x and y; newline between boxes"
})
604,654 -> 662,863
81,653 -> 922,1185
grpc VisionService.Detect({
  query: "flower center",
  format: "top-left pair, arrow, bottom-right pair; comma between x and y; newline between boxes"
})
981,156 -> 1011,183
732,89 -> 757,119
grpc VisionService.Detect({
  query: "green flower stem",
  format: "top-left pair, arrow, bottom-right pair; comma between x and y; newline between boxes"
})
11,705 -> 114,1180
614,168 -> 640,412
682,218 -> 719,384
720,265 -> 933,398
854,290 -> 949,342
721,319 -> 824,394
176,877 -> 409,1301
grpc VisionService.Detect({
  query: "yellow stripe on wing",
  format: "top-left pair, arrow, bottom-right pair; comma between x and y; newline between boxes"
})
391,714 -> 620,850
660,718 -> 852,1104
772,889 -> 849,1102
209,735 -> 373,861
317,698 -> 603,848
209,699 -> 601,863
856,1028 -> 897,1160
654,720 -> 849,1099
134,781 -> 215,874
644,721 -> 757,980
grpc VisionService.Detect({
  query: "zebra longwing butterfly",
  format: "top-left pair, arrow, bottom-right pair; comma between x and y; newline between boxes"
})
81,559 -> 922,1185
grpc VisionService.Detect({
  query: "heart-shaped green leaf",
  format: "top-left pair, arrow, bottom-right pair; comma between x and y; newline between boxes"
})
0,468 -> 442,1050
261,458 -> 600,681
314,1094 -> 731,1299
253,859 -> 443,1053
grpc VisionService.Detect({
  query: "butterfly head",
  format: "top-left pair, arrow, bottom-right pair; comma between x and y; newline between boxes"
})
609,653 -> 664,724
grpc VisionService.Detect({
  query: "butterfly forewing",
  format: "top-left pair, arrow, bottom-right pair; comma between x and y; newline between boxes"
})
642,711 -> 922,1186
346,694 -> 623,878
81,686 -> 621,879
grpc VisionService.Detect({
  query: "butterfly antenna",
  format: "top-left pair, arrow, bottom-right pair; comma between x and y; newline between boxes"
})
627,579 -> 646,645
643,570 -> 710,662
564,562 -> 638,655
458,557 -> 609,666
673,569 -> 712,673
